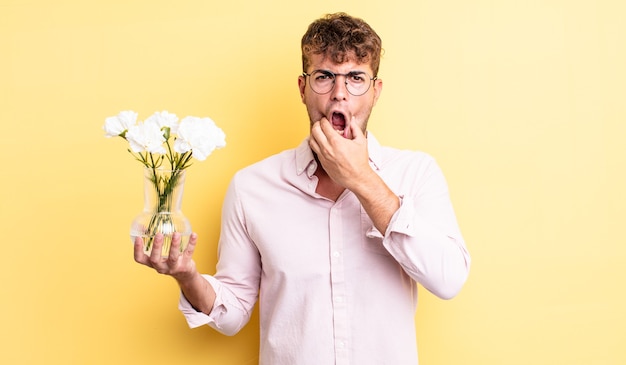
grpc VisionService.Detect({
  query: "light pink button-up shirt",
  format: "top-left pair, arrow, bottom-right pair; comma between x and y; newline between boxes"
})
179,134 -> 471,365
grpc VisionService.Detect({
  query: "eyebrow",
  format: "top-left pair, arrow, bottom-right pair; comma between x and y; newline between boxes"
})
315,69 -> 367,74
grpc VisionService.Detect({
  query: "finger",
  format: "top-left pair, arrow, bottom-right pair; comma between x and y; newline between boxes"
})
183,233 -> 198,260
318,117 -> 338,140
344,117 -> 354,140
133,236 -> 148,264
313,119 -> 334,142
310,120 -> 322,139
149,233 -> 167,269
167,232 -> 182,266
309,134 -> 320,154
349,116 -> 365,140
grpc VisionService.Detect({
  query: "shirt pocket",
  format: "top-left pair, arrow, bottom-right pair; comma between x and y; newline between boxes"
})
360,207 -> 391,256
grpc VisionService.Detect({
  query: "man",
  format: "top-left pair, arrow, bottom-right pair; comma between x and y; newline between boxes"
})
135,12 -> 471,365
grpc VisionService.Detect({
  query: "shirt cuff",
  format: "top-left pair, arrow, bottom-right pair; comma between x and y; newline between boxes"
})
385,195 -> 417,237
177,274 -> 225,329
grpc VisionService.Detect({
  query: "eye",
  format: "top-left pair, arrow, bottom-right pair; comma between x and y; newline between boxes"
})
348,72 -> 366,83
314,71 -> 335,81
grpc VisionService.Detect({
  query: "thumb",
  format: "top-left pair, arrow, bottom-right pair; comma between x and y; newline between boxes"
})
347,116 -> 364,141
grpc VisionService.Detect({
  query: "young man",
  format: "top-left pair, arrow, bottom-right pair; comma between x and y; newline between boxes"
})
134,12 -> 471,365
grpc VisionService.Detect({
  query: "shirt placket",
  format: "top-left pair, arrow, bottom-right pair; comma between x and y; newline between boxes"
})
329,199 -> 349,365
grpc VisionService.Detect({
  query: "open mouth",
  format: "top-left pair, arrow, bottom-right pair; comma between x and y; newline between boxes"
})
331,112 -> 347,136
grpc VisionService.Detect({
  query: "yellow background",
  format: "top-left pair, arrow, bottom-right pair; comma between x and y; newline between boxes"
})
1,0 -> 624,364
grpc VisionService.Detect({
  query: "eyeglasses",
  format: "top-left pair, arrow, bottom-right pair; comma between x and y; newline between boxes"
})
302,69 -> 377,96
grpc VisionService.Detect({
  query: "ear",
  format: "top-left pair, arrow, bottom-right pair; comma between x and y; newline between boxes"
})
298,75 -> 307,103
372,78 -> 383,106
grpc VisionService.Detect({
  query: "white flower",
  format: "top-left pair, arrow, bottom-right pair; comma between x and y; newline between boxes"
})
103,110 -> 138,137
144,110 -> 179,134
126,122 -> 167,154
104,110 -> 226,172
174,116 -> 226,161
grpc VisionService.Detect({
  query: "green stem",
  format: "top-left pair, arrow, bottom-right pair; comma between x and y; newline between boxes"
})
165,139 -> 176,171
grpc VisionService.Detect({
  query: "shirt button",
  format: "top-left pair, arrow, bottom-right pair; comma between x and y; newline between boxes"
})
337,341 -> 345,349
332,251 -> 341,258
335,296 -> 344,303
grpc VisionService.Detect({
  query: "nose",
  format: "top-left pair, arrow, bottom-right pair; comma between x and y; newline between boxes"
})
330,75 -> 349,100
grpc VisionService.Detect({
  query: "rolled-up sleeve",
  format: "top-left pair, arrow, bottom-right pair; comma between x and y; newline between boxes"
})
178,275 -> 254,336
178,174 -> 261,335
382,159 -> 471,299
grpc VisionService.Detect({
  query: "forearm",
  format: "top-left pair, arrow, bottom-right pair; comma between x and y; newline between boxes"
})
351,170 -> 400,234
176,271 -> 217,315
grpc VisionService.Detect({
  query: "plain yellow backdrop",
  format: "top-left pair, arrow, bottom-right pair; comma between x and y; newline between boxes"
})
1,0 -> 624,364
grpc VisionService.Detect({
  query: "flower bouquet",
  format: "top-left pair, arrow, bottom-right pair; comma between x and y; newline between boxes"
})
103,110 -> 226,257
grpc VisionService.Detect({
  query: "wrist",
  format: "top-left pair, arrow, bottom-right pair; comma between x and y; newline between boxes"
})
349,168 -> 383,196
174,268 -> 201,288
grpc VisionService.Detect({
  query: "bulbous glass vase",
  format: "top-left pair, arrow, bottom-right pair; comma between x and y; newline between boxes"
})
130,167 -> 192,257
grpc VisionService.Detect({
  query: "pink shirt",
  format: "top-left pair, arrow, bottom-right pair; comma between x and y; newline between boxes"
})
179,134 -> 471,365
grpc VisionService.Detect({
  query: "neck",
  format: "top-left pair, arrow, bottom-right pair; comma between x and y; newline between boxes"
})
313,156 -> 345,201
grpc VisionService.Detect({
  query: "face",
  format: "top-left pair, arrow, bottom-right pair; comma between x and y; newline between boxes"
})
298,53 -> 383,137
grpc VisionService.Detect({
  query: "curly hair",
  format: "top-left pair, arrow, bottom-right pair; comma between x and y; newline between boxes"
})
301,13 -> 383,76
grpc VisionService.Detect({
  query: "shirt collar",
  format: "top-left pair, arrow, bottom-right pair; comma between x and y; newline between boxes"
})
295,133 -> 383,177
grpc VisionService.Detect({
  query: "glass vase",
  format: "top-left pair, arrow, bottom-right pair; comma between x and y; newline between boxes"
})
130,167 -> 192,257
